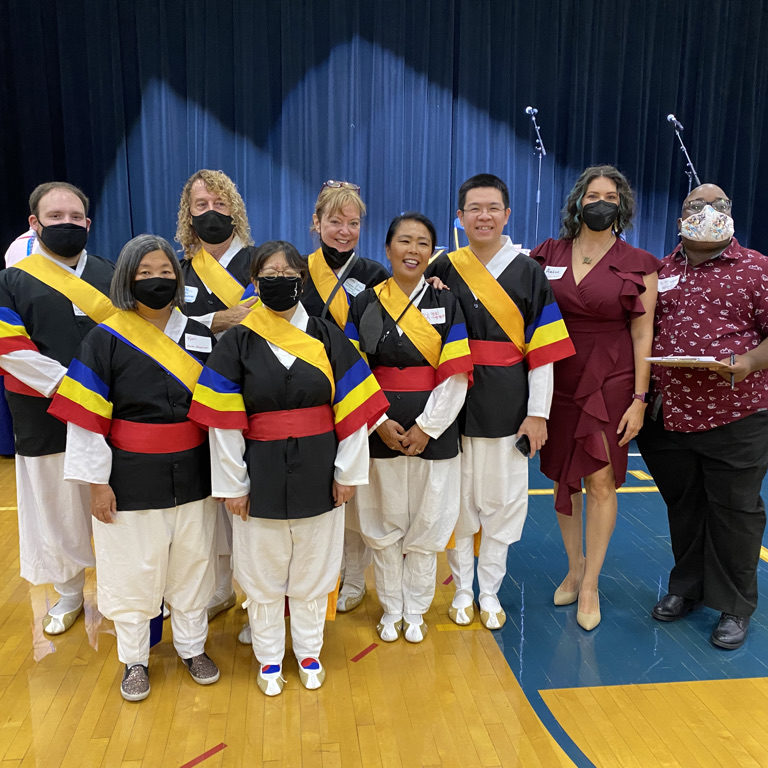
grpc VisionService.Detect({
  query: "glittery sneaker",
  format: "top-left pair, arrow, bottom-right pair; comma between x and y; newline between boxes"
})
121,664 -> 150,701
182,652 -> 220,685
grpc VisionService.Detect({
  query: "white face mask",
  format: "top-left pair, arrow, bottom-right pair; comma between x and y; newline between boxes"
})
680,205 -> 734,242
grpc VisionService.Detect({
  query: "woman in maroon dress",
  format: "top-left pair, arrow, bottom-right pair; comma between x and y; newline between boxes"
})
531,165 -> 659,631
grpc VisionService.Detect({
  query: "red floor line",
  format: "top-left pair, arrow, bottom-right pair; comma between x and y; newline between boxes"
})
351,643 -> 378,662
179,742 -> 227,768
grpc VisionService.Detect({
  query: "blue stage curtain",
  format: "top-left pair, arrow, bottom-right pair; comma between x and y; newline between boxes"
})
1,0 -> 767,265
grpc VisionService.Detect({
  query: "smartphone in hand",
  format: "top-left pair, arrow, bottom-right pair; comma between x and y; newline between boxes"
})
515,434 -> 531,457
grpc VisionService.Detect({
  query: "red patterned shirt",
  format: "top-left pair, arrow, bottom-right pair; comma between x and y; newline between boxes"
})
651,238 -> 768,432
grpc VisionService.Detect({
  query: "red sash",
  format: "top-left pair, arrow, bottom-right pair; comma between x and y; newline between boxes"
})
468,340 -> 524,367
245,404 -> 334,441
108,419 -> 206,454
372,366 -> 437,392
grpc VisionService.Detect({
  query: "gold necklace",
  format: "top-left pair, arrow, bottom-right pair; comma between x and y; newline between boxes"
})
575,236 -> 615,265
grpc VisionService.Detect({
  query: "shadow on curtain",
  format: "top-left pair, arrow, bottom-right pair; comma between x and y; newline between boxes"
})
1,0 -> 767,264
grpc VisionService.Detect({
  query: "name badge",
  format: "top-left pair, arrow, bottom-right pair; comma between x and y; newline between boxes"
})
185,333 -> 212,353
544,266 -> 567,280
72,303 -> 86,316
184,285 -> 199,302
421,307 -> 446,325
658,275 -> 680,293
343,277 -> 366,297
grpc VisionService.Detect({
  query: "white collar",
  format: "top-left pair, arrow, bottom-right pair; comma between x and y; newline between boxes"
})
217,236 -> 244,269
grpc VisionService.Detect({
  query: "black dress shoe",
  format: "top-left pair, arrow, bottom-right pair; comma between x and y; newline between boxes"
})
651,593 -> 698,622
710,613 -> 750,650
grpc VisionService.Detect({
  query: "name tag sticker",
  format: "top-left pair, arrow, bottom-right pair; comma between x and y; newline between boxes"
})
184,286 -> 199,302
185,333 -> 212,353
544,266 -> 567,280
343,277 -> 366,297
658,275 -> 680,292
421,307 -> 446,325
72,303 -> 86,316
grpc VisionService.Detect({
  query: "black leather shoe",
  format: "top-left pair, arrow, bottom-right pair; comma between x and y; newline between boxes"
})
651,593 -> 698,622
710,613 -> 750,650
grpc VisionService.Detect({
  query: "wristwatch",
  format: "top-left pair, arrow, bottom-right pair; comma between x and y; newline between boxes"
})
632,392 -> 648,403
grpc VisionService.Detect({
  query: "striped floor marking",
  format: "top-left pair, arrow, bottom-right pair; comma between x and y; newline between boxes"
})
179,742 -> 227,768
529,486 -> 658,496
435,623 -> 483,632
351,643 -> 378,662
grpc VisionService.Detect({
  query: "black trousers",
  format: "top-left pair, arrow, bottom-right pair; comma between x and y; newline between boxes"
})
636,409 -> 768,616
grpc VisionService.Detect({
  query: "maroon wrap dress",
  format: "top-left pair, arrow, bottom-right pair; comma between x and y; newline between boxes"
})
530,238 -> 659,515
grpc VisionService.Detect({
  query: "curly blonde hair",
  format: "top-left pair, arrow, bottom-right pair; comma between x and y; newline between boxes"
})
176,170 -> 253,258
311,185 -> 367,231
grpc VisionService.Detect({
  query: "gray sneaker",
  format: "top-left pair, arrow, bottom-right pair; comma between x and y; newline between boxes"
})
183,652 -> 220,685
121,664 -> 150,701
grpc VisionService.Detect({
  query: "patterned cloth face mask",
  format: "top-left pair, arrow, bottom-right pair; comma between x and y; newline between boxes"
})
680,205 -> 734,242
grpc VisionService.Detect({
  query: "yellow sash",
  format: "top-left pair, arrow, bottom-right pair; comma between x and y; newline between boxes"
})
103,310 -> 203,392
375,279 -> 442,369
190,248 -> 247,308
448,247 -> 525,352
15,253 -> 115,323
308,248 -> 349,328
240,305 -> 335,400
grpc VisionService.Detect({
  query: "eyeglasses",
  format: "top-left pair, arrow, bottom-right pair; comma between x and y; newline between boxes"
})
684,198 -> 732,214
257,270 -> 302,280
461,204 -> 507,215
320,179 -> 361,194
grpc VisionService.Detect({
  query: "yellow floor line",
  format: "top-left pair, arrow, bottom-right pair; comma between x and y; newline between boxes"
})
529,486 -> 658,496
435,623 -> 484,632
761,546 -> 768,563
0,506 -> 17,511
628,469 -> 654,480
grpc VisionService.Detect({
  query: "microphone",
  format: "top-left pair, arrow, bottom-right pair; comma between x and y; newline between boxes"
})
667,113 -> 684,131
525,106 -> 538,116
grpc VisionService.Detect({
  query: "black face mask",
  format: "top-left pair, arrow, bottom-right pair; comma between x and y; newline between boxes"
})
38,223 -> 88,259
258,276 -> 302,312
581,200 -> 619,232
321,240 -> 354,270
132,278 -> 178,309
191,210 -> 235,244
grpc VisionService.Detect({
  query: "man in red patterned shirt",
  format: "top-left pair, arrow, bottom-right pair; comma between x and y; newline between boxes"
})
637,183 -> 768,650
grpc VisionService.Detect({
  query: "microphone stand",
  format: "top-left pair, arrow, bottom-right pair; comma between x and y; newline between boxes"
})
669,120 -> 701,193
527,109 -> 547,244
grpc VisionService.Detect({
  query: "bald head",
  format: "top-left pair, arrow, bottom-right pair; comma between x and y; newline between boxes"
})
681,184 -> 730,218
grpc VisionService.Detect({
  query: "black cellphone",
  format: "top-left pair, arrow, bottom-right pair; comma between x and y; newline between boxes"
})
515,434 -> 531,457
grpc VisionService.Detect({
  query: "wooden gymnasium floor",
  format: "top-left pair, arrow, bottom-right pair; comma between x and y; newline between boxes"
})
1,449 -> 767,768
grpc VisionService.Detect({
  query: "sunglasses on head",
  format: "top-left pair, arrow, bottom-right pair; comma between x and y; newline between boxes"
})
320,179 -> 361,194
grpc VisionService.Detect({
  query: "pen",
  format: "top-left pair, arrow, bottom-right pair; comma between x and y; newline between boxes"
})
730,353 -> 735,390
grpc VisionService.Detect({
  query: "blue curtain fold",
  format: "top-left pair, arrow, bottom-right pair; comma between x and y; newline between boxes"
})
1,0 -> 767,266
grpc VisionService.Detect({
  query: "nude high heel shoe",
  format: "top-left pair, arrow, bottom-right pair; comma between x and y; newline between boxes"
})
576,592 -> 601,631
553,581 -> 579,606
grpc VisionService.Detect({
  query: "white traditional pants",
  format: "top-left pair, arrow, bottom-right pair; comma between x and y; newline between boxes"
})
233,505 -> 344,665
339,496 -> 371,596
357,455 -> 461,616
211,500 -> 234,598
17,453 -> 94,586
92,497 -> 216,666
447,436 -> 528,597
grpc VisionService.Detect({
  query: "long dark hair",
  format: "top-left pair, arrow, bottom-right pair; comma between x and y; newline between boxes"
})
559,165 -> 635,239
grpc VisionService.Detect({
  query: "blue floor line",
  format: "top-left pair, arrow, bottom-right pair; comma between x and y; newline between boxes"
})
485,445 -> 768,764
